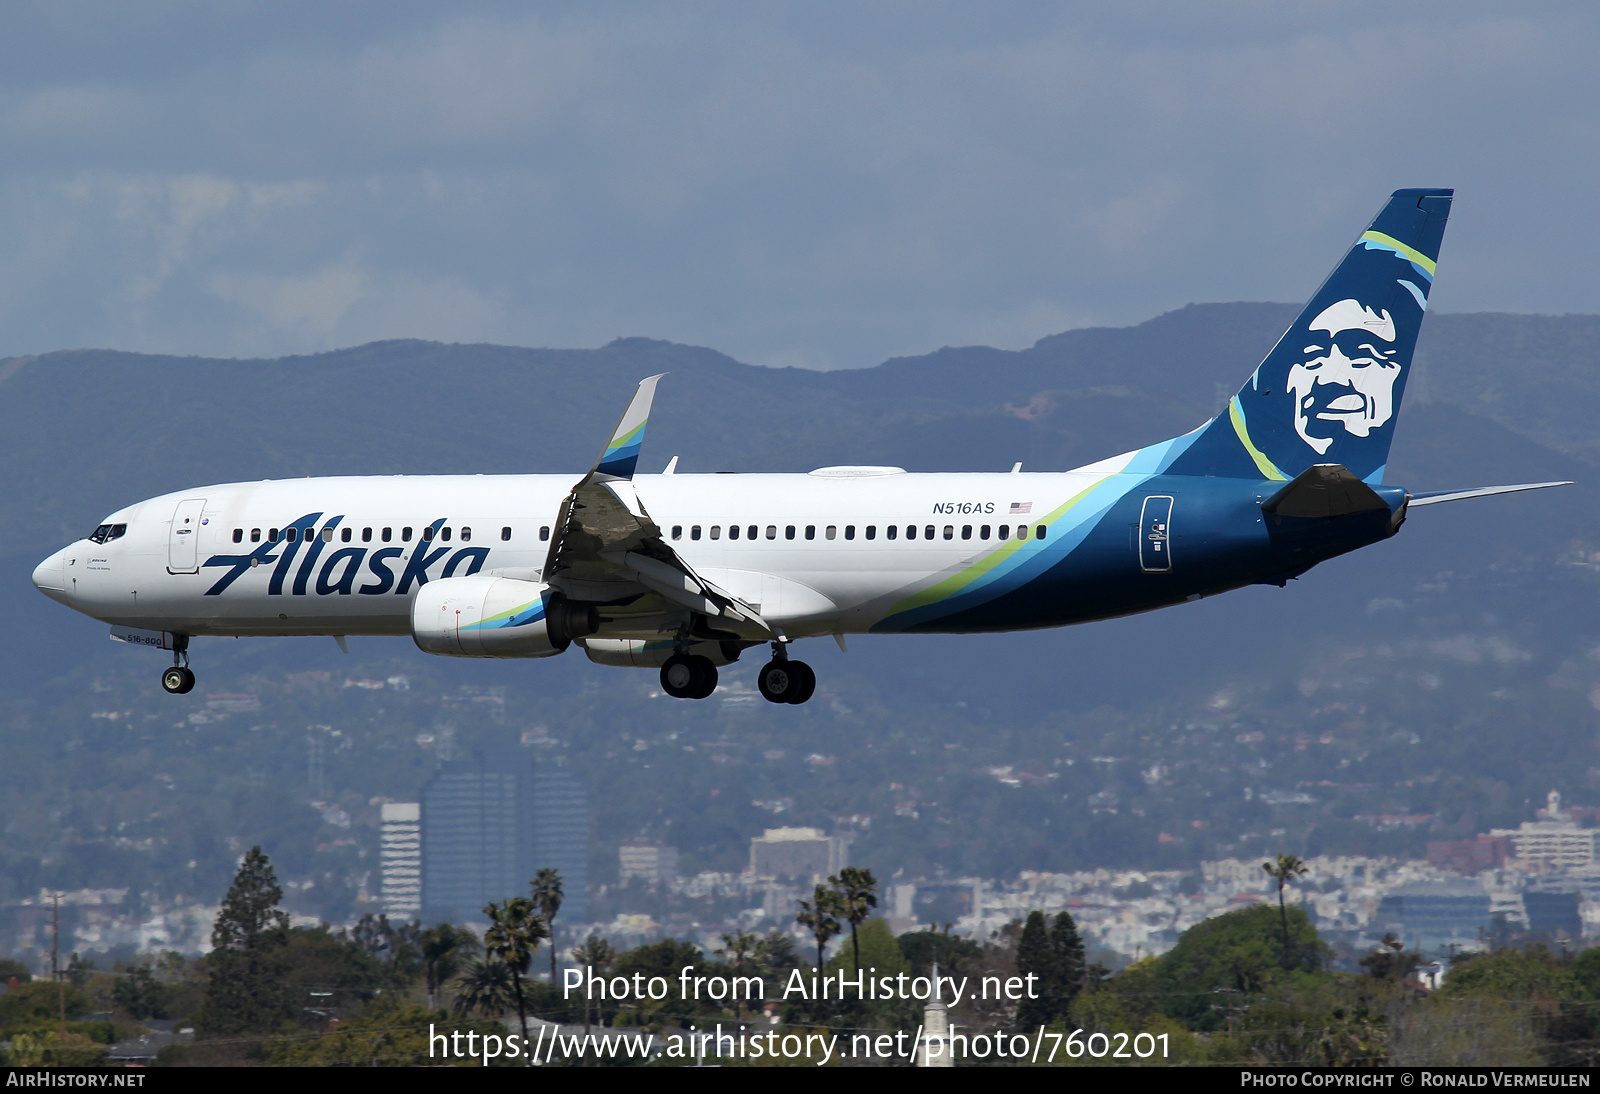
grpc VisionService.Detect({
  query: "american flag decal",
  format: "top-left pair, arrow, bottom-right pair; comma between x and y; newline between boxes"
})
1009,502 -> 1032,515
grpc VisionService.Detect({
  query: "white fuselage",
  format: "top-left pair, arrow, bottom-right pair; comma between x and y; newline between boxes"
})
32,468 -> 1092,640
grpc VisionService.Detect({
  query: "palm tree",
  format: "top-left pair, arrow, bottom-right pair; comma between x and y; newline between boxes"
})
530,869 -> 564,982
569,935 -> 616,1034
715,931 -> 759,1018
419,923 -> 476,1010
483,897 -> 547,1043
828,867 -> 878,972
1262,854 -> 1309,968
454,954 -> 516,1020
796,886 -> 842,969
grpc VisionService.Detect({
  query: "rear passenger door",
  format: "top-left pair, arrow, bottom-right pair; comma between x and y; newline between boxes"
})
1138,496 -> 1173,573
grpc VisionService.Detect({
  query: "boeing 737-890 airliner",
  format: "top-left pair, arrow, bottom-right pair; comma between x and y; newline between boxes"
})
31,189 -> 1568,703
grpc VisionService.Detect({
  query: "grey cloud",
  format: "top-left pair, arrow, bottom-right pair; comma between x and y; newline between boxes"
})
0,2 -> 1596,366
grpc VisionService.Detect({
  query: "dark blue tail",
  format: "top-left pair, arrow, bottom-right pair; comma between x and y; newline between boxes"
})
1166,188 -> 1452,484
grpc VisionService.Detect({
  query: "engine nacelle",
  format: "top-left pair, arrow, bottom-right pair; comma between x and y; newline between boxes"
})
411,576 -> 598,658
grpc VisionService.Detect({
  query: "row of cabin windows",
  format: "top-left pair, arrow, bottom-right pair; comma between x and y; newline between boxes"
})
231,525 -> 554,544
667,523 -> 1047,543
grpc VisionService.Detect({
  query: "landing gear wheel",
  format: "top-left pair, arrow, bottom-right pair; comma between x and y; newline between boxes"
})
690,659 -> 718,699
161,666 -> 195,695
786,660 -> 816,705
759,659 -> 813,704
661,654 -> 715,700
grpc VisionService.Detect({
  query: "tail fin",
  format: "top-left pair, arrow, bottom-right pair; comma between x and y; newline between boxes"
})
1165,188 -> 1452,484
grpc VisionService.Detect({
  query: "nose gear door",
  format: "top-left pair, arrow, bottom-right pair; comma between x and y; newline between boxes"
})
1139,495 -> 1173,573
168,498 -> 208,574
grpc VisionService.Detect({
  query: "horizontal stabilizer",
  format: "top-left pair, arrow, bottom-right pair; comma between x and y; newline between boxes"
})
1407,481 -> 1573,507
1262,463 -> 1389,519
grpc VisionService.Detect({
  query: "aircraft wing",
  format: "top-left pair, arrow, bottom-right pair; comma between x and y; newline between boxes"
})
541,376 -> 774,633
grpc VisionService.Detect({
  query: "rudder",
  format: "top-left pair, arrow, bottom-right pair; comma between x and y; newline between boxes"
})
1165,188 -> 1452,484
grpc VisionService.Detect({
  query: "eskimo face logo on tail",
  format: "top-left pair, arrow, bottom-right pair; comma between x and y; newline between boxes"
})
1286,299 -> 1402,455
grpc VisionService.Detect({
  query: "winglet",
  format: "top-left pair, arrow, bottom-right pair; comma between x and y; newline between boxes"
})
590,374 -> 665,482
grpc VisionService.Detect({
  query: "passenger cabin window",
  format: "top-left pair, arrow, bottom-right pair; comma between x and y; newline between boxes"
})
286,528 -> 298,543
402,527 -> 412,542
905,525 -> 916,540
865,525 -> 876,540
961,525 -> 972,540
269,528 -> 280,542
341,527 -> 352,542
461,527 -> 472,542
980,525 -> 990,540
382,527 -> 392,542
361,528 -> 371,542
540,527 -> 550,541
691,525 -> 702,541
925,525 -> 935,539
729,525 -> 740,540
422,526 -> 433,541
943,526 -> 953,540
1036,525 -> 1047,540
440,527 -> 451,542
710,526 -> 722,540
1016,525 -> 1028,540
251,529 -> 261,543
233,528 -> 243,543
766,525 -> 776,540
886,525 -> 897,540
825,525 -> 837,540
844,525 -> 856,541
805,525 -> 816,540
672,525 -> 683,540
785,525 -> 796,540
998,525 -> 1009,539
501,527 -> 511,541
748,525 -> 758,540
322,527 -> 334,542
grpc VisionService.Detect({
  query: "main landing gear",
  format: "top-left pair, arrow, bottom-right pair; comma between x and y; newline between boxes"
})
758,644 -> 815,705
660,654 -> 718,700
160,634 -> 194,695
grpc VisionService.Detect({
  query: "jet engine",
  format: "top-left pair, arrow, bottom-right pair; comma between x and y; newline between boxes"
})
411,576 -> 597,658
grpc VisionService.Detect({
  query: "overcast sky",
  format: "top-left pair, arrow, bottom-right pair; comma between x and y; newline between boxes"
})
1,1 -> 1596,368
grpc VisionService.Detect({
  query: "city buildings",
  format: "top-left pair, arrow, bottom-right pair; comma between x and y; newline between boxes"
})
747,827 -> 851,881
379,802 -> 422,918
1490,791 -> 1597,869
532,765 -> 589,922
619,843 -> 680,886
420,751 -> 588,924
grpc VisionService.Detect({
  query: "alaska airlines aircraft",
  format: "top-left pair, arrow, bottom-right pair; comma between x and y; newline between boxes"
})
31,189 -> 1568,704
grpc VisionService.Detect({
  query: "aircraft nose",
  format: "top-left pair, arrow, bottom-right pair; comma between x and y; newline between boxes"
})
32,547 -> 70,604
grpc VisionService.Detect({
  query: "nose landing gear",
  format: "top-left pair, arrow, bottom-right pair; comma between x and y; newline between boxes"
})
758,642 -> 815,705
160,634 -> 195,694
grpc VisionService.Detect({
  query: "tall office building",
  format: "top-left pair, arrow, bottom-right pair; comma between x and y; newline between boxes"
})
532,765 -> 589,922
620,843 -> 680,885
420,751 -> 589,924
748,827 -> 851,881
380,802 -> 422,918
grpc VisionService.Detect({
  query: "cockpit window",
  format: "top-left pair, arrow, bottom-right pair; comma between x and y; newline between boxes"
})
88,523 -> 127,544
